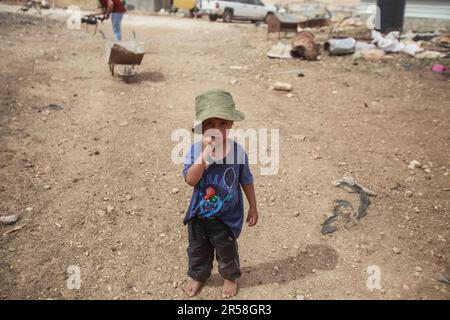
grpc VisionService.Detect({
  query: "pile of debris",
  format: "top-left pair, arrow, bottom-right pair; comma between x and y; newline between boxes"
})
324,29 -> 450,61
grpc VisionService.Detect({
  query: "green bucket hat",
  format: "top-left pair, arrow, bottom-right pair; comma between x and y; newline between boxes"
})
193,89 -> 245,132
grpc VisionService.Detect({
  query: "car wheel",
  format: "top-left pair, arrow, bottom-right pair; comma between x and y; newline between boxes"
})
222,10 -> 233,23
264,13 -> 274,24
209,14 -> 218,21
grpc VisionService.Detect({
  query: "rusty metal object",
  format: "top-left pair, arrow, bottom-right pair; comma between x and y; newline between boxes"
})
267,13 -> 300,38
290,31 -> 320,61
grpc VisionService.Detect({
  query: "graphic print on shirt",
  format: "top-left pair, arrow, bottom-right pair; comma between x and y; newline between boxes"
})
198,166 -> 236,218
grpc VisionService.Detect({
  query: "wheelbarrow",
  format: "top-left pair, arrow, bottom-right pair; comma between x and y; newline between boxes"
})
99,30 -> 145,82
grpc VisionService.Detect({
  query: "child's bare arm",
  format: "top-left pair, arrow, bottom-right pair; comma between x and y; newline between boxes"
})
185,155 -> 206,186
242,183 -> 258,226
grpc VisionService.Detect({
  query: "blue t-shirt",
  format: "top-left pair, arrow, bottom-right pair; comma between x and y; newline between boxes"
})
182,140 -> 254,238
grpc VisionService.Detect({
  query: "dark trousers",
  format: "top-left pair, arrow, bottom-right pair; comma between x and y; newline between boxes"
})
187,217 -> 241,282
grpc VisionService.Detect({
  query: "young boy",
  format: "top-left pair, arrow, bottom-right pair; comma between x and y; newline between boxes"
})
182,89 -> 258,298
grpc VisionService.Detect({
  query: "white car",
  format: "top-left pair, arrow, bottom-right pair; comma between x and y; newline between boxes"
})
202,0 -> 276,23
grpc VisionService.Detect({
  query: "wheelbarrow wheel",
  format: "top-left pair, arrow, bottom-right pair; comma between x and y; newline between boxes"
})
109,64 -> 114,76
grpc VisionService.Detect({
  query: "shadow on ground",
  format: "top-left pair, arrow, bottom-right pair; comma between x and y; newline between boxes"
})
206,244 -> 339,289
125,71 -> 165,84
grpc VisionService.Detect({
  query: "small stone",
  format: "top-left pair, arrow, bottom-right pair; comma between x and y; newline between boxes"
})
106,205 -> 115,214
415,266 -> 423,272
404,190 -> 413,198
230,79 -> 240,85
393,247 -> 401,254
271,82 -> 293,92
126,195 -> 133,201
119,121 -> 129,127
0,214 -> 20,225
408,160 -> 421,170
403,285 -> 410,291
296,295 -> 305,300
25,207 -> 33,212
120,92 -> 125,96
171,188 -> 180,194
44,185 -> 51,190
294,211 -> 300,217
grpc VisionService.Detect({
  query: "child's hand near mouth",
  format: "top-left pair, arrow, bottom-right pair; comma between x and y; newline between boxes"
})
202,136 -> 216,165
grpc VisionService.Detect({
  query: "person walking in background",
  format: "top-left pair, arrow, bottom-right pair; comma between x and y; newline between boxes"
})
90,0 -> 127,41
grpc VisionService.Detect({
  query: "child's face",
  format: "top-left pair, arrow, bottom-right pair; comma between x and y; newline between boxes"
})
202,118 -> 233,143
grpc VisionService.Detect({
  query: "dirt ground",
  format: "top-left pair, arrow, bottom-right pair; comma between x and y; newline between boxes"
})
0,8 -> 449,300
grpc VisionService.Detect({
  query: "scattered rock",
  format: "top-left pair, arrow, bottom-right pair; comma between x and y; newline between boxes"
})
120,121 -> 129,127
44,185 -> 51,190
393,247 -> 401,254
271,82 -> 293,92
106,205 -> 115,214
292,134 -> 306,142
408,160 -> 421,170
404,190 -> 413,198
229,79 -> 240,85
415,266 -> 423,272
0,214 -> 20,225
296,295 -> 305,300
171,188 -> 180,194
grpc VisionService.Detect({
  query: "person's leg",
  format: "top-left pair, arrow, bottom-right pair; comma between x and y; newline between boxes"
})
208,219 -> 240,298
185,218 -> 214,297
111,12 -> 124,41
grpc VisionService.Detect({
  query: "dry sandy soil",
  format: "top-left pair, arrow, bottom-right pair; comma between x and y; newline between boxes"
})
0,7 -> 449,300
